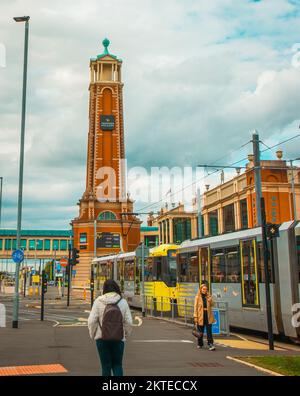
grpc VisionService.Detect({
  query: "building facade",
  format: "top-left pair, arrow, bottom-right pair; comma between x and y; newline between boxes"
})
0,229 -> 72,273
71,39 -> 141,288
140,226 -> 159,248
155,151 -> 300,243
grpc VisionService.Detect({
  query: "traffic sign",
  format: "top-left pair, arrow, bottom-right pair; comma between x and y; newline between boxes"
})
12,249 -> 24,264
203,309 -> 221,335
266,223 -> 280,239
32,275 -> 40,284
60,258 -> 68,267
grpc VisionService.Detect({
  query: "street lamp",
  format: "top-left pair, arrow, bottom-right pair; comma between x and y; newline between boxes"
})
290,158 -> 300,221
12,15 -> 30,329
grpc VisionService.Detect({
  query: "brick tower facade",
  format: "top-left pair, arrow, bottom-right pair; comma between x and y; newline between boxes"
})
71,39 -> 141,288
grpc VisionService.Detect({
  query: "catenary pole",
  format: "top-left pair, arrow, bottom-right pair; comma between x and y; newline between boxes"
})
252,131 -> 262,227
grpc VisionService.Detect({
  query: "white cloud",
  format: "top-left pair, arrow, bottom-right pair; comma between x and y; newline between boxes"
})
0,0 -> 300,228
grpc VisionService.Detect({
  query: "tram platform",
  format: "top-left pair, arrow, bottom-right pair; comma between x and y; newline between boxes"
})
1,299 -> 300,376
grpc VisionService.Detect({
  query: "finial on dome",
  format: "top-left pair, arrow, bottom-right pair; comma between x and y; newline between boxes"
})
102,38 -> 110,54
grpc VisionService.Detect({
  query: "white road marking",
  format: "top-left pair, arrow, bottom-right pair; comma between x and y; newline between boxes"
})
132,340 -> 193,343
132,316 -> 143,326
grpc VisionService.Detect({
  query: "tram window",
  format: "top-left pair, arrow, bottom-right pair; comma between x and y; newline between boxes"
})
241,240 -> 259,307
145,258 -> 154,281
211,249 -> 226,283
257,241 -> 274,283
200,248 -> 210,284
135,260 -> 141,282
100,261 -> 113,279
155,257 -> 162,281
124,260 -> 134,281
117,260 -> 123,281
99,263 -> 106,277
166,253 -> 177,287
225,247 -> 240,283
178,253 -> 189,282
178,252 -> 199,283
189,254 -> 199,283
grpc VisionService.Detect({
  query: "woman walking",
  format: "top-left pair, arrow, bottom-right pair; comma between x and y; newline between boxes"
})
194,283 -> 216,351
88,279 -> 133,376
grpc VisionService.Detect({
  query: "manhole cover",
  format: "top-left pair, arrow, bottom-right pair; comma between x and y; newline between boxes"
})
188,362 -> 224,368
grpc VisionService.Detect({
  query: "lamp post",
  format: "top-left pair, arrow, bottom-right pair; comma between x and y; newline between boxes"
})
12,16 -> 30,329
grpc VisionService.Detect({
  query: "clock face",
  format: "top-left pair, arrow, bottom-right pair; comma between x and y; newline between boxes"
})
100,115 -> 115,131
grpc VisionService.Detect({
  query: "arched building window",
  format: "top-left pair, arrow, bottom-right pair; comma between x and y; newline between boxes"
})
98,211 -> 117,221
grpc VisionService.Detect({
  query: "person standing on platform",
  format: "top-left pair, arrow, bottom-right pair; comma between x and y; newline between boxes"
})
88,279 -> 133,376
194,283 -> 216,351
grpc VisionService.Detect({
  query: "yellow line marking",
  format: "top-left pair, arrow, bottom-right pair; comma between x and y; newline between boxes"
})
0,364 -> 68,376
218,339 -> 284,350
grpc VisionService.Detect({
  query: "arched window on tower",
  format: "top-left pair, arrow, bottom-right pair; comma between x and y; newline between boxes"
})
103,88 -> 112,114
98,211 -> 117,221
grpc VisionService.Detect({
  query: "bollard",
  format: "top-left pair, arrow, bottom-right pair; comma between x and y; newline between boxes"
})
171,298 -> 174,320
29,286 -> 33,297
83,287 -> 87,300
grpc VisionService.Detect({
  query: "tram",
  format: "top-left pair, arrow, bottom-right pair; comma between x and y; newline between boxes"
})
91,222 -> 300,340
177,221 -> 300,340
92,244 -> 178,310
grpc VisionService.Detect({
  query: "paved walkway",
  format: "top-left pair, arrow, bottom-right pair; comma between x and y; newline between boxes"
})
1,311 -> 299,376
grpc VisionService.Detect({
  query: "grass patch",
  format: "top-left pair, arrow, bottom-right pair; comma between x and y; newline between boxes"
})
240,356 -> 300,376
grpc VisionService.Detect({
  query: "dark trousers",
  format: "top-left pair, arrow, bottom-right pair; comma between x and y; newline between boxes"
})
96,339 -> 125,376
197,313 -> 214,346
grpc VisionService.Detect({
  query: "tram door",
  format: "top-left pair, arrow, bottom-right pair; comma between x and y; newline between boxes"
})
199,247 -> 211,292
240,239 -> 259,307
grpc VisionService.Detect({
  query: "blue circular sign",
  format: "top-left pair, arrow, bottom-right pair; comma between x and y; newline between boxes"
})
12,249 -> 25,264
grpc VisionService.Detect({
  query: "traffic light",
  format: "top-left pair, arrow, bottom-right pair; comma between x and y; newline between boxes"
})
266,223 -> 280,239
71,247 -> 80,266
42,271 -> 47,294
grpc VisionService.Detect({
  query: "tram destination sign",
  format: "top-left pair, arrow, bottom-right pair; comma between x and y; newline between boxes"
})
100,115 -> 115,131
97,232 -> 120,248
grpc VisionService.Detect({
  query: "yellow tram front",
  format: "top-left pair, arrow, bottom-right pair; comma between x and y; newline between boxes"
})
144,244 -> 178,312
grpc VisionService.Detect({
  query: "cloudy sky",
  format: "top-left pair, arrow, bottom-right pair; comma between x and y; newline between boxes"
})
0,0 -> 300,229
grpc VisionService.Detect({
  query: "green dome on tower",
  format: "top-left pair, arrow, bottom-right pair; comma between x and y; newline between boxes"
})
91,38 -> 122,62
102,38 -> 110,54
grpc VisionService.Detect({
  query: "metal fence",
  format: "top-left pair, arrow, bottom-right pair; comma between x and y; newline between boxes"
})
144,296 -> 230,336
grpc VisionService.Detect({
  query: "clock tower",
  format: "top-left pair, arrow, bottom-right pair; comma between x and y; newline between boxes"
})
71,39 -> 141,288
